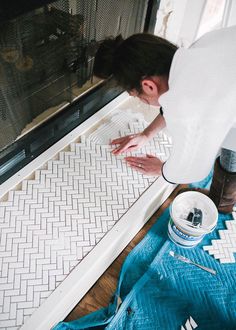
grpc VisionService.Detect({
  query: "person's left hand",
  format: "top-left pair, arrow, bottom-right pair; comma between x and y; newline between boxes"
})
124,154 -> 163,176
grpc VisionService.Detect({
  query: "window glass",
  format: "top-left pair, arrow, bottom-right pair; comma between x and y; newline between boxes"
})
196,0 -> 226,39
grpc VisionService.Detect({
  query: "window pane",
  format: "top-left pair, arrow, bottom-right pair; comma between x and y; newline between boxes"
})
196,0 -> 226,39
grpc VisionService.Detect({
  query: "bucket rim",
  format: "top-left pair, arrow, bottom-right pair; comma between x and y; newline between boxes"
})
170,191 -> 218,235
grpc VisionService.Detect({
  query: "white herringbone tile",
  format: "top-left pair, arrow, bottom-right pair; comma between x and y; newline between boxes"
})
0,112 -> 172,329
203,219 -> 236,263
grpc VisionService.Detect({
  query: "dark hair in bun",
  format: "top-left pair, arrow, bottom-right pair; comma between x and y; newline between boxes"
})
93,35 -> 123,79
93,33 -> 177,92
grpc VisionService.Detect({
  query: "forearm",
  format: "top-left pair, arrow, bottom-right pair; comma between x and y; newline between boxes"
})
143,113 -> 166,140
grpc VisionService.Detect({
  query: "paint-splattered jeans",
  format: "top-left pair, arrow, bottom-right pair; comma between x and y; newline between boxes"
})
220,148 -> 236,172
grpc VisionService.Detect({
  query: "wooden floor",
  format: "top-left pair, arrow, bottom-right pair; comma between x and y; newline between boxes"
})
64,184 -> 187,322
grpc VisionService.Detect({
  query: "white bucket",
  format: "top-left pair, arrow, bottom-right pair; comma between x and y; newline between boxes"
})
168,191 -> 218,248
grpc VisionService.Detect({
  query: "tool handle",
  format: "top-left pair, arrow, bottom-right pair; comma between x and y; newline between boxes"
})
192,262 -> 216,275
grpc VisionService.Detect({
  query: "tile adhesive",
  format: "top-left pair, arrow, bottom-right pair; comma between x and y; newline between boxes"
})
168,191 -> 218,248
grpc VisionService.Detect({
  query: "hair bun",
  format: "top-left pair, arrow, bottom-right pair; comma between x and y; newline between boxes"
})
93,35 -> 124,79
114,34 -> 123,49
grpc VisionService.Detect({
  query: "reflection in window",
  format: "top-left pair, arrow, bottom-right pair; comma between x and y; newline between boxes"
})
0,0 -> 148,151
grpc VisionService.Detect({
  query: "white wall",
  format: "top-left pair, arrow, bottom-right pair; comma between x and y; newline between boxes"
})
154,0 -> 189,45
154,0 -> 205,46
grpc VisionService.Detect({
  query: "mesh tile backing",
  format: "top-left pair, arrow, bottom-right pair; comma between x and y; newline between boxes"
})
0,111 -> 172,329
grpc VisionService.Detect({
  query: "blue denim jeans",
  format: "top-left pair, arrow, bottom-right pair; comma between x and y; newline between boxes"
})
220,148 -> 236,172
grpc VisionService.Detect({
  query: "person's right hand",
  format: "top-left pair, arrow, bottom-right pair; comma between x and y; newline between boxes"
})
110,132 -> 149,155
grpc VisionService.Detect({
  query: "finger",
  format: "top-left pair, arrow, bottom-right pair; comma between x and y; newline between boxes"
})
124,156 -> 146,164
112,145 -> 130,155
125,159 -> 147,171
125,159 -> 140,167
126,163 -> 146,174
112,148 -> 124,155
146,154 -> 156,158
110,137 -> 126,145
115,144 -> 140,155
110,135 -> 135,145
122,146 -> 139,153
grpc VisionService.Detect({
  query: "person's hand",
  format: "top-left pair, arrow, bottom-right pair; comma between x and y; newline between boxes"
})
124,154 -> 163,176
111,132 -> 149,155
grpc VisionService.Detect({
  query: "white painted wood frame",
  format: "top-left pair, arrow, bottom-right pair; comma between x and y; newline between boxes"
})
0,93 -> 175,330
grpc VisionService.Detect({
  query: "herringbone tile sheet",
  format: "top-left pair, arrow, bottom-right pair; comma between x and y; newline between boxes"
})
0,111 -> 172,329
203,218 -> 236,263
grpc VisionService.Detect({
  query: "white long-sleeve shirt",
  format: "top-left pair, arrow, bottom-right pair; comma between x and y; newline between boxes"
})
159,26 -> 236,184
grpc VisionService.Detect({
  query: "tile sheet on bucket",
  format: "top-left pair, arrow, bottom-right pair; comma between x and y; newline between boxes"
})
0,111 -> 172,329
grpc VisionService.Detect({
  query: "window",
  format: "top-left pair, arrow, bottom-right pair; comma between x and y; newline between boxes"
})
196,0 -> 226,39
